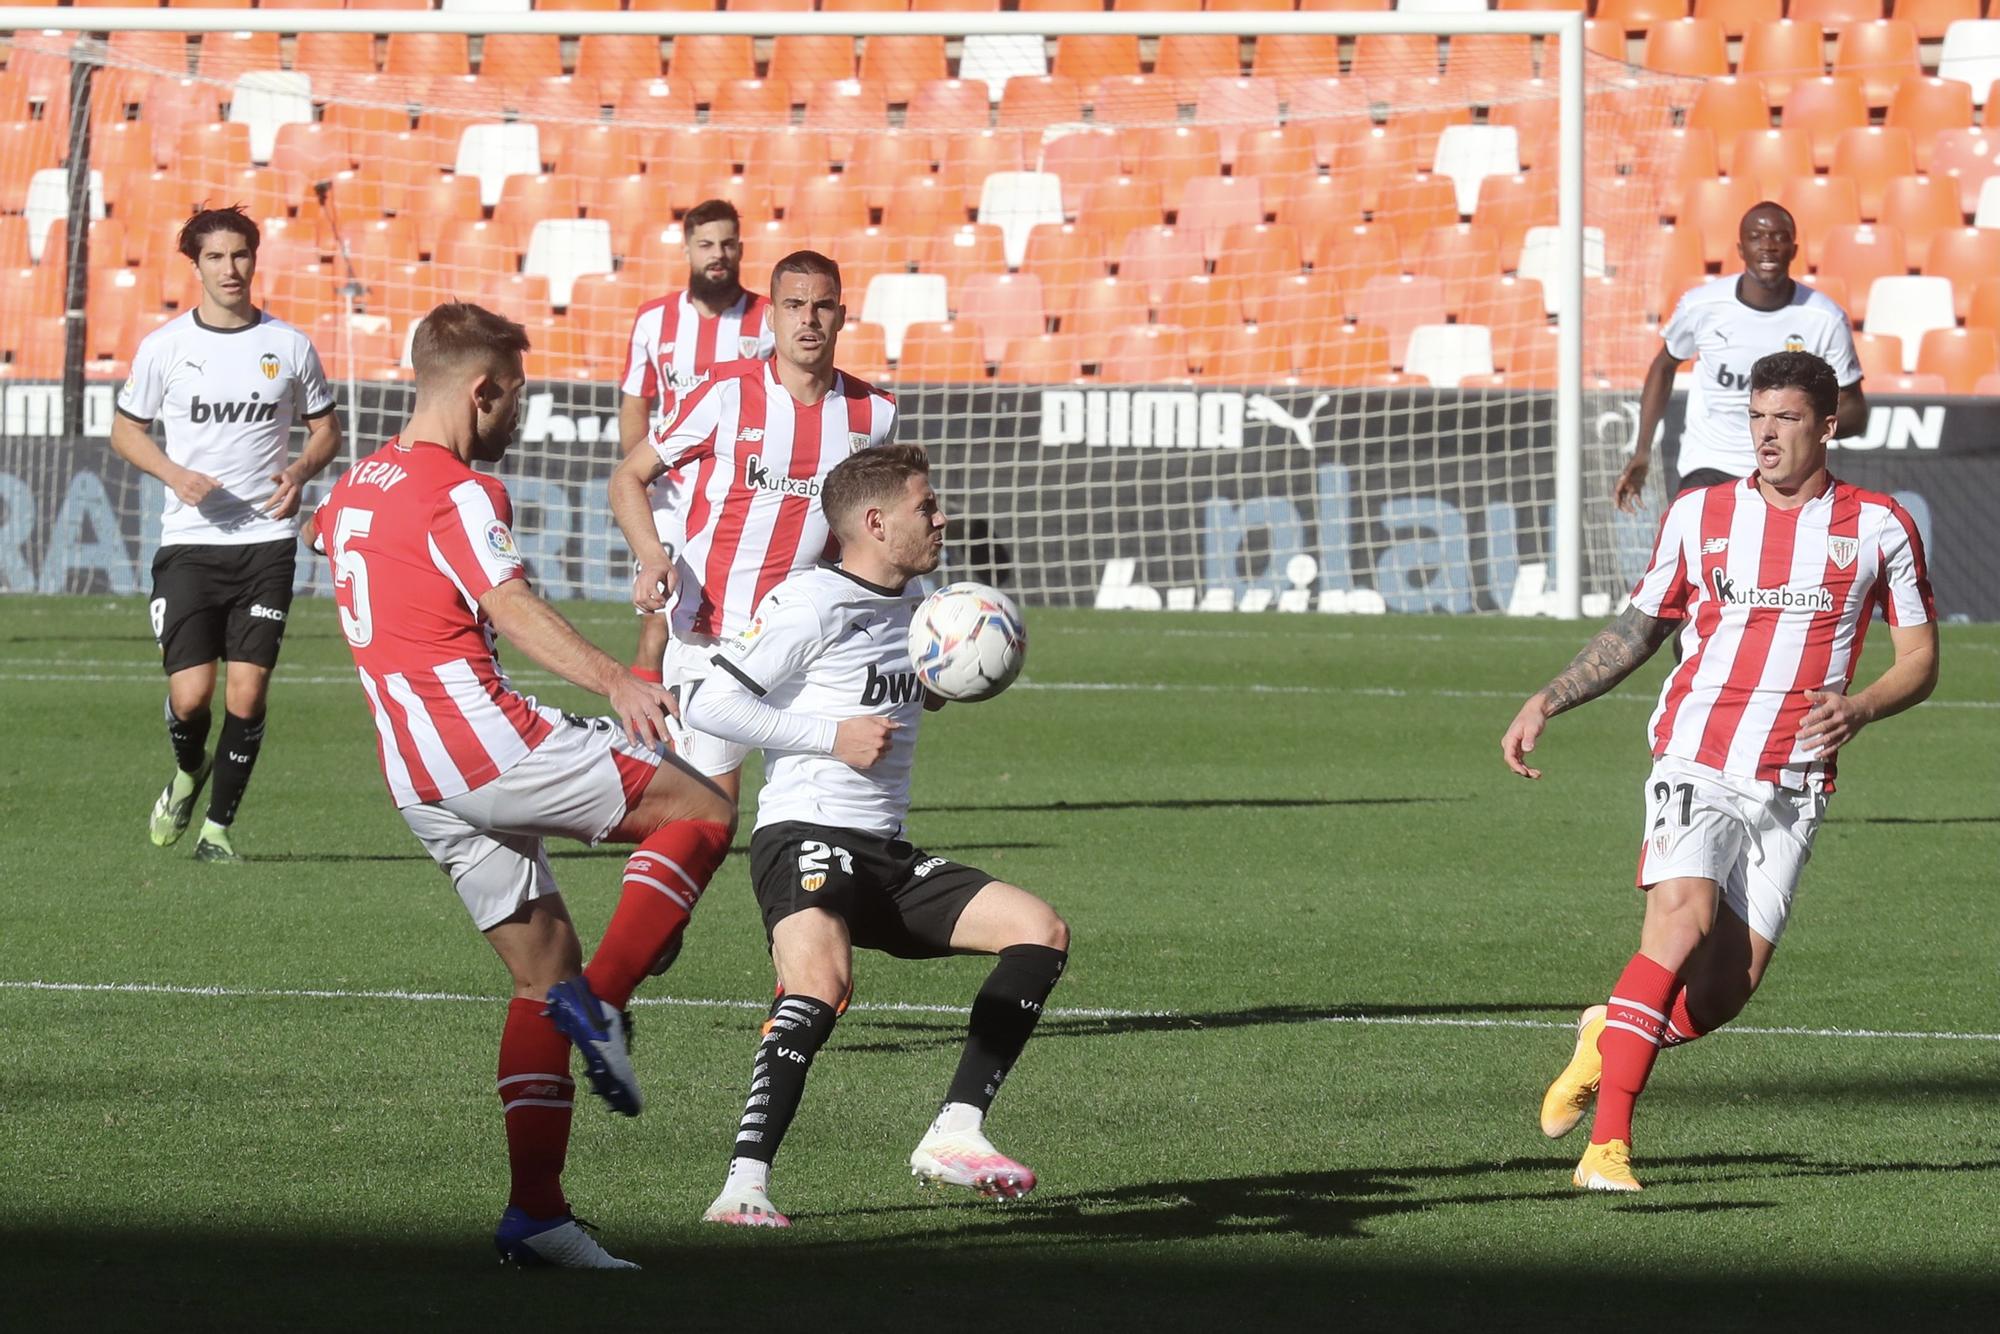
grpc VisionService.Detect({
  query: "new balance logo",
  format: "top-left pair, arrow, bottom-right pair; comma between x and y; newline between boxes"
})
860,662 -> 921,707
737,427 -> 764,442
247,603 -> 286,622
1700,537 -> 1729,554
744,454 -> 821,498
190,395 -> 279,425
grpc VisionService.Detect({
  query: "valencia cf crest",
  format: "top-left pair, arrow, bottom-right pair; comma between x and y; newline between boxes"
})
739,336 -> 763,359
1827,536 -> 1858,570
258,352 -> 280,380
800,872 -> 826,893
1784,334 -> 1806,353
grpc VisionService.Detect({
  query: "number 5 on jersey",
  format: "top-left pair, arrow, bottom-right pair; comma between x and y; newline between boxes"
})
331,507 -> 374,647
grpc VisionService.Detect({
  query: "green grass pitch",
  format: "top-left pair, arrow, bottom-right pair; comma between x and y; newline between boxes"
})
1,596 -> 1995,1333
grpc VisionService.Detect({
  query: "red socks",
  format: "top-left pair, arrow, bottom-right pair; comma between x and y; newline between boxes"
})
498,998 -> 573,1219
585,818 -> 731,1010
1661,984 -> 1707,1048
1592,952 -> 1678,1146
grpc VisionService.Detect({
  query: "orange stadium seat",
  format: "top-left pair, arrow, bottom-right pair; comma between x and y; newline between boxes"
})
835,319 -> 890,382
1471,171 -> 1558,256
1444,34 -> 1537,105
1899,0 -> 1980,41
1019,0 -> 1097,9
1299,0 -> 1393,9
953,271 -> 1046,362
1353,274 -> 1449,369
998,76 -> 1084,131
480,34 -> 563,90
821,224 -> 913,298
1877,173 -> 1966,270
921,222 -> 1007,299
1154,35 -> 1242,96
1052,35 -> 1142,85
883,173 -> 960,238
739,127 -> 833,194
730,0 -> 814,10
1923,225 -> 2000,317
1061,275 -> 1151,345
1348,34 -> 1439,86
1409,223 -> 1504,314
1916,325 -> 1999,393
494,172 -> 582,235
1682,175 -> 1762,267
669,36 -> 756,105
1971,279 -> 2000,334
384,33 -> 470,80
292,32 -> 376,81
345,214 -> 424,290
737,217 -> 810,283
1815,223 -> 1907,320
642,127 -> 735,215
1260,271 -> 1342,346
575,36 -> 663,84
1642,20 -> 1728,79
1852,329 -> 1905,379
267,122 -> 354,203
1303,222 -> 1401,311
1117,225 -> 1206,306
1458,273 -> 1549,363
196,32 -> 282,87
858,36 -> 947,106
1375,174 -> 1463,254
1176,175 -> 1262,260
615,78 -> 698,126
823,0 -> 910,11
1738,22 -> 1827,105
769,36 -> 855,104
630,0 -> 723,8
553,125 -> 647,182
905,79 -> 989,138
587,174 -> 653,241
1691,0 -> 1781,40
1832,21 -> 1923,109
1783,76 -> 1871,170
802,80 -> 889,149
846,129 -> 934,217
175,121 -> 256,179
1597,0 -> 1689,33
1121,126 -> 1223,208
1580,20 -> 1627,65
1930,128 -> 2000,214
1099,326 -> 1191,384
1829,127 -> 1916,221
894,320 -> 988,381
1299,322 -> 1394,386
1331,124 -> 1434,216
1788,0 -> 1885,29
1198,322 -> 1296,385
1645,129 -> 1721,218
1155,273 -> 1243,369
1193,77 -> 1282,167
1268,171 -> 1367,231
1086,76 -> 1179,132
995,331 -> 1085,384
1079,174 -> 1165,237
1686,77 -> 1773,174
1212,222 -> 1302,290
1730,127 -> 1817,197
782,171 -> 868,233
1021,221 -> 1111,327
1251,35 -> 1340,82
432,217 -> 522,281
1036,129 -> 1116,217
1776,174 -> 1862,269
936,129 -> 1027,214
1886,78 -> 1977,172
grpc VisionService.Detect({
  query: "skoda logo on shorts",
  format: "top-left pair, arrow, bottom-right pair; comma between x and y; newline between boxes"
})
800,872 -> 826,893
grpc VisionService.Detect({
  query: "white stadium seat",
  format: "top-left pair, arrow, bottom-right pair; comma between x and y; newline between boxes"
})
25,168 -> 104,264
861,272 -> 949,362
1973,174 -> 2000,228
1863,276 -> 1956,371
454,123 -> 541,207
977,170 -> 1065,270
1516,225 -> 1608,316
1938,20 -> 2000,107
1432,124 -> 1521,217
959,34 -> 1048,105
228,71 -> 313,165
524,218 -> 614,308
1402,323 -> 1496,386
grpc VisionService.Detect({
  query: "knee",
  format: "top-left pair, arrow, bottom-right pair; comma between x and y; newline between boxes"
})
1039,911 -> 1070,954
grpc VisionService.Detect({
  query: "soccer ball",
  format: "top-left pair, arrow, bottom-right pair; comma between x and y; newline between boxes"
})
907,582 -> 1027,703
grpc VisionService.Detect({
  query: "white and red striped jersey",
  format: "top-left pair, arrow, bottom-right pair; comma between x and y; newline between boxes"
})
621,288 -> 774,428
649,360 -> 897,640
1629,475 -> 1934,790
314,439 -> 558,808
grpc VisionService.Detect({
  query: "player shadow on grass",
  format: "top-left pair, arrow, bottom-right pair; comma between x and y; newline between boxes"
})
804,1152 -> 2000,1247
832,1001 -> 1579,1055
910,795 -> 1466,815
253,840 -> 1058,865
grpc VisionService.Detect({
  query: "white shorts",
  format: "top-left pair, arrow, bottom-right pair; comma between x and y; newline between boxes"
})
662,633 -> 750,778
1634,756 -> 1827,944
401,715 -> 661,930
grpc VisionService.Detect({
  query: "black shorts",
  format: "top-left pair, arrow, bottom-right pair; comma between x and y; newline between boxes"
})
149,538 -> 296,674
749,820 -> 994,960
1674,467 -> 1739,495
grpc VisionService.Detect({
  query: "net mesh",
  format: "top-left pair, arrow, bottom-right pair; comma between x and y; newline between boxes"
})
1,20 -> 1684,610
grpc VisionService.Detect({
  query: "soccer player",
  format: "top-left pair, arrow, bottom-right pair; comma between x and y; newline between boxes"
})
1502,351 -> 1937,1193
311,303 -> 736,1267
1616,203 -> 1866,513
681,445 -> 1069,1229
619,198 -> 774,690
110,204 -> 342,862
609,249 -> 896,803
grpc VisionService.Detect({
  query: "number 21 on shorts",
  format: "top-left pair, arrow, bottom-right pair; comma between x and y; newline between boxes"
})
797,840 -> 852,893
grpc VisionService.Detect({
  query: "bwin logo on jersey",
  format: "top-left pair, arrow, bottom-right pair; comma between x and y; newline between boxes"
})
191,395 -> 279,425
861,662 -> 921,707
744,455 -> 822,498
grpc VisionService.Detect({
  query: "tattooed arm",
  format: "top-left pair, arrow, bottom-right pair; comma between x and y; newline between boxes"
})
1501,606 -> 1677,779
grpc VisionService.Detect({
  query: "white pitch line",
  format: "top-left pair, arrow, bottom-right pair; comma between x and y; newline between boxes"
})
4,978 -> 1997,1043
3,668 -> 1996,710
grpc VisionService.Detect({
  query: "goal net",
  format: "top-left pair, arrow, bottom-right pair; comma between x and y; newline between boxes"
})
0,9 -> 1684,616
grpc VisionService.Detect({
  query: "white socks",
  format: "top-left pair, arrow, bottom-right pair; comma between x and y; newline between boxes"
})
724,1156 -> 771,1194
926,1101 -> 984,1138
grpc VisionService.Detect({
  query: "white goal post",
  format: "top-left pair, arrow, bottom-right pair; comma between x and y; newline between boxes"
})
0,7 -> 1679,618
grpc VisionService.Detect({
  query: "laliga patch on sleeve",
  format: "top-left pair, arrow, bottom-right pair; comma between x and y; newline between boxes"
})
725,611 -> 767,655
485,520 -> 520,562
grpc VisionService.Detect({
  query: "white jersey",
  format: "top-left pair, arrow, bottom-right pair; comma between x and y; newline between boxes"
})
1662,276 -> 1860,480
701,565 -> 926,837
117,308 -> 335,547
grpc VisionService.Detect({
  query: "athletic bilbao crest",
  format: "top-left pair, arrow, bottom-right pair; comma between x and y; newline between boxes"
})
1827,536 -> 1858,570
739,336 -> 762,359
258,352 -> 280,380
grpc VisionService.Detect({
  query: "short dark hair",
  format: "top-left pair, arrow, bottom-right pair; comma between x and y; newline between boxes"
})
682,198 -> 742,234
410,302 -> 531,388
1750,350 -> 1839,421
770,249 -> 841,299
178,205 -> 259,263
1740,201 -> 1797,237
823,444 -> 928,535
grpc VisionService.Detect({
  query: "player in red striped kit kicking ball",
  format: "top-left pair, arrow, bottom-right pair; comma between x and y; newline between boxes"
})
1502,352 -> 1939,1191
313,304 -> 736,1266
